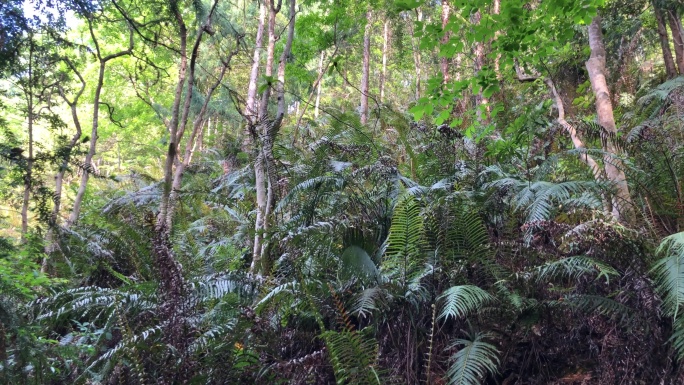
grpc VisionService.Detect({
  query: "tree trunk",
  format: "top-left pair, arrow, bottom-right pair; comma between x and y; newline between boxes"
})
67,62 -> 105,226
21,39 -> 34,242
440,0 -> 450,84
166,61 -> 231,228
252,0 -> 280,272
158,20 -> 187,230
471,10 -> 489,121
315,51 -> 324,118
43,61 -> 86,271
586,16 -> 633,222
252,0 -> 296,273
360,9 -> 372,124
667,8 -> 684,74
293,48 -> 330,144
380,18 -> 390,102
70,22 -> 133,226
492,0 -> 501,79
409,9 -> 423,100
654,2 -> 678,79
545,78 -> 602,179
159,2 -> 220,231
242,2 -> 266,151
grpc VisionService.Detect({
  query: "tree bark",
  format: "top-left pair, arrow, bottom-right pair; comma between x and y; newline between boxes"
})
586,16 -> 633,222
360,9 -> 372,124
654,2 -> 678,79
380,18 -> 390,103
545,78 -> 602,179
252,0 -> 281,272
293,47 -> 334,144
667,8 -> 684,74
242,2 -> 266,151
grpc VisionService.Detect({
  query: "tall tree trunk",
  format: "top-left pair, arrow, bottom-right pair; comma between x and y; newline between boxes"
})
315,51 -> 324,118
70,22 -> 133,226
68,62 -> 104,226
471,10 -> 489,122
492,0 -> 501,79
159,1 -> 219,230
409,9 -> 423,100
260,0 -> 295,261
21,38 -> 34,242
166,58 -> 232,228
668,8 -> 684,74
293,48 -> 331,144
360,9 -> 372,124
242,2 -> 266,151
654,2 -> 678,79
252,0 -> 280,272
380,18 -> 390,102
158,15 -> 188,229
43,60 -> 86,271
440,0 -> 450,84
251,0 -> 295,273
586,16 -> 633,222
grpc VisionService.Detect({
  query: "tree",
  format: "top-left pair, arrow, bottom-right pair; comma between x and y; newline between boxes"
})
360,8 -> 372,125
586,16 -> 634,221
66,14 -> 133,227
653,0 -> 678,78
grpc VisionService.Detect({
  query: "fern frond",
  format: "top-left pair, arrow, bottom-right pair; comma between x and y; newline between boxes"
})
189,320 -> 237,353
561,294 -> 635,326
446,331 -> 500,385
437,285 -> 495,321
350,287 -> 388,318
653,232 -> 684,320
383,194 -> 427,284
535,256 -> 619,284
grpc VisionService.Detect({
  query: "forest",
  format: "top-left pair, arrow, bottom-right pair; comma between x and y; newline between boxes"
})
3,0 -> 684,383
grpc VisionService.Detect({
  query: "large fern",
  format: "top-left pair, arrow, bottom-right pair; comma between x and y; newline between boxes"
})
652,232 -> 684,360
383,194 -> 427,285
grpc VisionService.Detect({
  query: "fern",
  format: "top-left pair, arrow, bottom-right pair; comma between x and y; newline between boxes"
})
446,331 -> 500,385
437,285 -> 495,321
323,285 -> 381,385
535,256 -> 619,284
559,294 -> 636,327
383,194 -> 427,285
653,233 -> 684,360
350,287 -> 387,318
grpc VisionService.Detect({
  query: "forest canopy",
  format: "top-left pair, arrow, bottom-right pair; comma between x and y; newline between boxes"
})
3,0 -> 684,383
